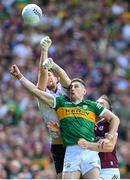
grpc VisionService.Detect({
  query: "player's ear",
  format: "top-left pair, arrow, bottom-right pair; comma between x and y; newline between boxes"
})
83,88 -> 86,96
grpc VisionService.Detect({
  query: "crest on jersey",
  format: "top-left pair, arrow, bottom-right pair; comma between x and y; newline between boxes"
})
83,105 -> 88,109
98,126 -> 104,131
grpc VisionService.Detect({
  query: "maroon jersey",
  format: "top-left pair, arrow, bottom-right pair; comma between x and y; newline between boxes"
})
95,119 -> 118,168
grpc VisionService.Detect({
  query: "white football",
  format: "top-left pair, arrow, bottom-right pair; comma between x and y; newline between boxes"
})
22,4 -> 42,26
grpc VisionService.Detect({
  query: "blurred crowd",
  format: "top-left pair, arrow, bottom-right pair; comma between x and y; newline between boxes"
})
0,0 -> 130,178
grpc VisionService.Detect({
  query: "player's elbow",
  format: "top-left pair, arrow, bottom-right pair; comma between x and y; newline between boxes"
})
117,117 -> 120,126
104,143 -> 115,152
115,115 -> 120,125
105,147 -> 114,152
100,140 -> 115,152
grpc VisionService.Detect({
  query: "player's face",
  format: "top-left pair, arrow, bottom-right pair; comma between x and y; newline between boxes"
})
96,98 -> 110,110
47,72 -> 57,90
69,82 -> 86,101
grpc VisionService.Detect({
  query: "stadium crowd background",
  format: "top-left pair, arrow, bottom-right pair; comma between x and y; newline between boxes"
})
0,0 -> 130,178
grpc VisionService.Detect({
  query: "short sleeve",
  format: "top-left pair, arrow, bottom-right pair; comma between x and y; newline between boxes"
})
53,96 -> 62,110
93,102 -> 105,116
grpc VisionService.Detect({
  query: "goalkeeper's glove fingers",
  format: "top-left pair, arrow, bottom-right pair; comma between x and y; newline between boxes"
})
40,36 -> 52,50
42,58 -> 55,70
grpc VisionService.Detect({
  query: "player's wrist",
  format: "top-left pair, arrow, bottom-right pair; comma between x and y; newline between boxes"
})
16,73 -> 23,80
87,142 -> 92,149
41,48 -> 48,53
51,62 -> 56,70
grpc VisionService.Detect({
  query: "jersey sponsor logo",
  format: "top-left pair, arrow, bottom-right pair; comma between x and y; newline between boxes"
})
64,102 -> 72,105
57,107 -> 96,123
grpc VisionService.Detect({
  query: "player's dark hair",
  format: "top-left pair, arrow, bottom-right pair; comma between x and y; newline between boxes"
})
48,70 -> 60,84
71,78 -> 86,87
99,94 -> 112,111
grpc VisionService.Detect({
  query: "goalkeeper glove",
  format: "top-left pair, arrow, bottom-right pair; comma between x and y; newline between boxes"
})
40,36 -> 52,51
42,58 -> 56,70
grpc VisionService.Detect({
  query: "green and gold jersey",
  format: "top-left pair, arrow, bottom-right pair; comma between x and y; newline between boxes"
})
54,96 -> 105,146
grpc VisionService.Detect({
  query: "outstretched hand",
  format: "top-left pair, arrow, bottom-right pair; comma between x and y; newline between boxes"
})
47,121 -> 60,132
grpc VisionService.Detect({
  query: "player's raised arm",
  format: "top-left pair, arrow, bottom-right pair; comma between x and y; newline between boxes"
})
10,64 -> 54,107
37,36 -> 52,90
42,58 -> 71,88
99,109 -> 120,140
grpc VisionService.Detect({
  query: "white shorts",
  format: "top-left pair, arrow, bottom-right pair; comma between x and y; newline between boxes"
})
100,168 -> 120,179
63,145 -> 100,175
